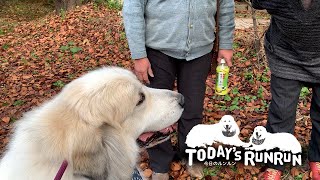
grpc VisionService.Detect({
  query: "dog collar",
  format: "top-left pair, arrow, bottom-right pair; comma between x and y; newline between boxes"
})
54,160 -> 68,180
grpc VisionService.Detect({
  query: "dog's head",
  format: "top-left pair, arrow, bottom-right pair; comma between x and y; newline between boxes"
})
219,115 -> 239,137
59,67 -> 184,139
251,126 -> 267,145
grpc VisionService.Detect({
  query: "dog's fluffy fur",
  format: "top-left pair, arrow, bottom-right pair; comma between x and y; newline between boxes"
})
246,126 -> 301,154
0,67 -> 184,180
185,115 -> 244,148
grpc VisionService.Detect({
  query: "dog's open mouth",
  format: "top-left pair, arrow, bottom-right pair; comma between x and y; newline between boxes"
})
137,124 -> 177,148
222,129 -> 236,137
252,137 -> 265,145
222,125 -> 236,137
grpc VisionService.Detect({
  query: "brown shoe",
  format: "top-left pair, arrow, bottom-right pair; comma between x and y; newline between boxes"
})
309,162 -> 320,179
151,172 -> 169,180
258,168 -> 282,180
185,163 -> 204,179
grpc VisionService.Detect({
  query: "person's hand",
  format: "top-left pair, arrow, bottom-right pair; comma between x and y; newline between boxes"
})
134,57 -> 154,84
218,49 -> 233,66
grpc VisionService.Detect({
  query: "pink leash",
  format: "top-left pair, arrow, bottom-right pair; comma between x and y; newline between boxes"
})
54,160 -> 68,180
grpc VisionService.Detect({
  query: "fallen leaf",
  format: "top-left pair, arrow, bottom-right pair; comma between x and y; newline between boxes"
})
2,117 -> 10,123
170,162 -> 182,171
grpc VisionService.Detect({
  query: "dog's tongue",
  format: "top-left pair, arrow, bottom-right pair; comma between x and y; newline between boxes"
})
138,132 -> 155,142
138,124 -> 177,142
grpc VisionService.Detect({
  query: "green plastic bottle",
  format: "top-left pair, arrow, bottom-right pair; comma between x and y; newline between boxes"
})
215,59 -> 229,95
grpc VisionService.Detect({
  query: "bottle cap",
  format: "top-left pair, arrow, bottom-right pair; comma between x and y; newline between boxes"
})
220,59 -> 226,64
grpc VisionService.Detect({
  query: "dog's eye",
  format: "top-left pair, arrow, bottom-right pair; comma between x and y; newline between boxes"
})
137,92 -> 145,106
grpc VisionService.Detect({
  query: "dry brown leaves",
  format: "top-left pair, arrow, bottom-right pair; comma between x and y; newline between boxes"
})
0,3 -> 132,154
0,4 -> 313,179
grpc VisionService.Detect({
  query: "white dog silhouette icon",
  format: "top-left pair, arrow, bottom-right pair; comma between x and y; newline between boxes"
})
245,126 -> 301,154
186,115 -> 245,148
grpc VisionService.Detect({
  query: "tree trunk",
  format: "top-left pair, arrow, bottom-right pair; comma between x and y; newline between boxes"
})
55,0 -> 82,13
245,0 -> 262,61
251,8 -> 261,53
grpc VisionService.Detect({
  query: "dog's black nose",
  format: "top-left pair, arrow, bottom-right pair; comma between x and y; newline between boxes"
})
178,94 -> 185,108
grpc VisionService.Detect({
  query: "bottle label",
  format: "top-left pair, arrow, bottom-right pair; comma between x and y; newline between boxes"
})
217,72 -> 226,88
215,68 -> 229,95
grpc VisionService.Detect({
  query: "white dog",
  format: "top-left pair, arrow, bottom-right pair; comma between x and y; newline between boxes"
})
0,67 -> 184,180
246,126 -> 301,154
186,115 -> 245,148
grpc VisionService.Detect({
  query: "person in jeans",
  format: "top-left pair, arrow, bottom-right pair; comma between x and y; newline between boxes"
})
123,0 -> 235,179
251,0 -> 320,179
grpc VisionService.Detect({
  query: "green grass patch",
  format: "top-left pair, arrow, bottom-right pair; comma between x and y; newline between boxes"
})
59,42 -> 82,55
294,174 -> 303,180
53,80 -> 65,88
13,100 -> 25,106
300,87 -> 310,99
203,167 -> 218,177
0,29 -> 5,35
233,42 -> 240,49
2,102 -> 10,107
0,0 -> 54,22
92,0 -> 122,10
2,44 -> 9,50
70,46 -> 82,54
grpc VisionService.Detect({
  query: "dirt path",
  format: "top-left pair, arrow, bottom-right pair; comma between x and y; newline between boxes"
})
235,17 -> 270,29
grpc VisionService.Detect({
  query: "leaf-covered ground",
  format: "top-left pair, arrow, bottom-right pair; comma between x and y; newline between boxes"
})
0,3 -> 313,180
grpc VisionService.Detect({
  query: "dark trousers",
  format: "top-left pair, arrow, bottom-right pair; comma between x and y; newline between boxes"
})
146,48 -> 211,173
267,75 -> 320,171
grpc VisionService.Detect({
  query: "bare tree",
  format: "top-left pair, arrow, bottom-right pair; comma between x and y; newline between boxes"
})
55,0 -> 82,12
244,0 -> 260,54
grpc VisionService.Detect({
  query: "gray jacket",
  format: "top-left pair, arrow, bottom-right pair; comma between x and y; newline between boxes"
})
122,0 -> 235,60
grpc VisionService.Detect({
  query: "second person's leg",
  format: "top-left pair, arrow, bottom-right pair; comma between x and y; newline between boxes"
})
308,84 -> 320,179
266,75 -> 302,171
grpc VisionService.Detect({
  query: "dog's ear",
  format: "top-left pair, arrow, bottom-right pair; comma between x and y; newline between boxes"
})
90,78 -> 141,128
59,68 -> 145,130
57,79 -> 115,127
